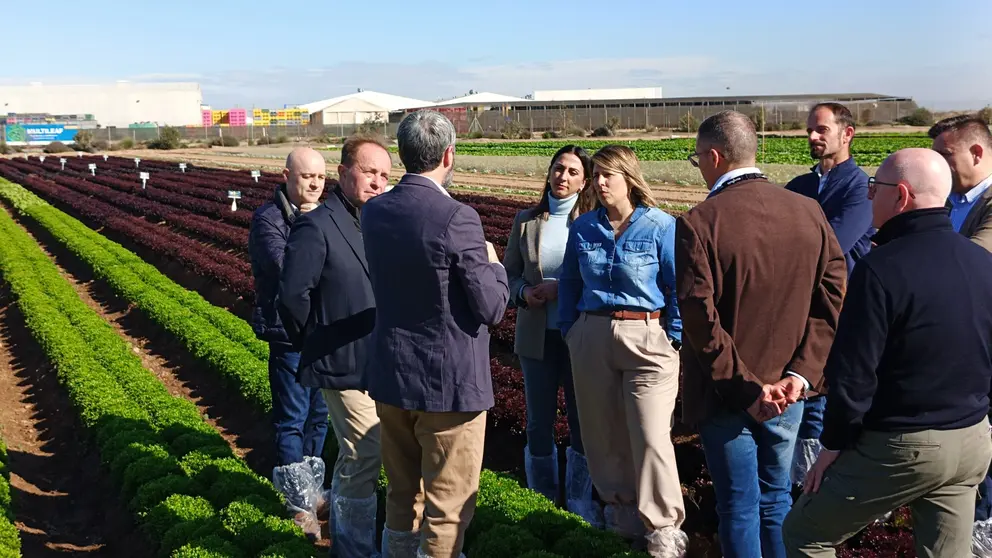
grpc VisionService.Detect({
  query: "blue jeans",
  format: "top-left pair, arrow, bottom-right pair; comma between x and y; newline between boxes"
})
519,330 -> 584,457
699,401 -> 804,558
798,394 -> 825,439
268,342 -> 329,467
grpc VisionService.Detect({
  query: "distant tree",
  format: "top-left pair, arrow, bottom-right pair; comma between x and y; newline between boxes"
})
979,106 -> 992,126
71,129 -> 94,152
148,126 -> 183,150
898,108 -> 934,127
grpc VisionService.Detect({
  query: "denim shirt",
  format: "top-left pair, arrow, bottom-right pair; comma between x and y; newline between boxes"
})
557,205 -> 682,343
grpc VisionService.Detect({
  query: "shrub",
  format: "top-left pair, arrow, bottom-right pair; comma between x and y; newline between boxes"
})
117,138 -> 136,150
72,130 -> 95,152
500,120 -> 530,140
92,139 -> 110,151
590,126 -> 614,137
43,141 -> 72,153
542,131 -> 560,139
786,121 -> 804,130
979,106 -> 992,126
148,126 -> 183,150
469,524 -> 544,557
898,108 -> 934,127
0,140 -> 10,155
209,136 -> 240,147
675,114 -> 698,133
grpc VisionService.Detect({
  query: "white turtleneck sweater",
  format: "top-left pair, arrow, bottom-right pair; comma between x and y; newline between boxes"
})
540,191 -> 578,329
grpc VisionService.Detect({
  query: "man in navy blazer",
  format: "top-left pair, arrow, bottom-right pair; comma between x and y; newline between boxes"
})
361,109 -> 510,558
278,140 -> 391,556
784,102 -> 874,487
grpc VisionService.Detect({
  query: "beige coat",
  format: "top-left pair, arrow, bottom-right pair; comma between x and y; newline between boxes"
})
502,207 -> 567,360
950,185 -> 992,253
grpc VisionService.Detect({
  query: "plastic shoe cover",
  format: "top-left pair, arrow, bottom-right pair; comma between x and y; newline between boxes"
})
524,444 -> 559,502
646,527 -> 689,558
565,446 -> 603,528
790,437 -> 823,486
272,461 -> 322,540
303,456 -> 329,517
973,519 -> 992,557
330,492 -> 379,558
381,527 -> 421,558
605,503 -> 645,540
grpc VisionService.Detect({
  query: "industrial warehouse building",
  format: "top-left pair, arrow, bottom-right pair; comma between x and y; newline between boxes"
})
0,82 -> 203,128
396,90 -> 920,135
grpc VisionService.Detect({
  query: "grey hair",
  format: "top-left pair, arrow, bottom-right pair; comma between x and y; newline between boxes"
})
396,109 -> 457,174
696,110 -> 758,165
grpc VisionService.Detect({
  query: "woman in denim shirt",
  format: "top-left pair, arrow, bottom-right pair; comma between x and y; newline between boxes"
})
502,145 -> 600,525
558,145 -> 687,557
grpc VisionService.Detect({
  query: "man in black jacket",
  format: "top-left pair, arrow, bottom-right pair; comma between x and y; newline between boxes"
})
783,148 -> 992,557
248,146 -> 330,538
278,137 -> 391,558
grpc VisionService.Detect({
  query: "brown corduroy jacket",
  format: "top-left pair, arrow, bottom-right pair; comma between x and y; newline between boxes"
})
675,177 -> 848,427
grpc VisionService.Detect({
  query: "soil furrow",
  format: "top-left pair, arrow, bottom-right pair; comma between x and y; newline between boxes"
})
0,286 -> 150,556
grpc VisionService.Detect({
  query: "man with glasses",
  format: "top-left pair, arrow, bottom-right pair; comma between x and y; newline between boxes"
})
783,147 -> 992,557
781,102 -> 874,488
677,110 -> 847,558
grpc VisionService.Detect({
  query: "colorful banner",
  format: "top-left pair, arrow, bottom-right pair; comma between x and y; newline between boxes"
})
3,124 -> 78,145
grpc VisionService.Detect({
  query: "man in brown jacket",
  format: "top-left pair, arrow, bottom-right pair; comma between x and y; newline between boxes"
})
676,110 -> 847,558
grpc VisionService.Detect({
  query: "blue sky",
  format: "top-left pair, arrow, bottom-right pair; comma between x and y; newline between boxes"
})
4,0 -> 991,110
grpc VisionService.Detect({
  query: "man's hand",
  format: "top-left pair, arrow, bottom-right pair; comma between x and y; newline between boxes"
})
485,241 -> 499,263
522,286 -> 546,308
747,384 -> 789,422
803,450 -> 840,494
771,375 -> 806,405
532,280 -> 559,301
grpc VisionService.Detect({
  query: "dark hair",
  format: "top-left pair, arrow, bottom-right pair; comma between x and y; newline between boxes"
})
928,114 -> 992,148
697,110 -> 757,164
811,102 -> 856,131
340,133 -> 390,167
533,145 -> 594,221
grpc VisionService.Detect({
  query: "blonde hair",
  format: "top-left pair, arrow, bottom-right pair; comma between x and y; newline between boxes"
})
590,145 -> 658,209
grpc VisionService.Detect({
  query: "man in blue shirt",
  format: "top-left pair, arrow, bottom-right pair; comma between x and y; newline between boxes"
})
784,102 -> 874,488
929,114 -> 992,546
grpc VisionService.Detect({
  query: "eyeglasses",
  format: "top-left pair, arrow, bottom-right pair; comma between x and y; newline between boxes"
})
867,176 -> 916,200
687,151 -> 703,168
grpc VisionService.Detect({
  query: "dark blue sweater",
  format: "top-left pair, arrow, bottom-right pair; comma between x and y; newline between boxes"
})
820,208 -> 992,451
786,157 -> 874,276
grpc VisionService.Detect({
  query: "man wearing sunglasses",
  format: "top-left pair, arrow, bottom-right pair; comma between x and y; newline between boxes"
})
783,147 -> 992,557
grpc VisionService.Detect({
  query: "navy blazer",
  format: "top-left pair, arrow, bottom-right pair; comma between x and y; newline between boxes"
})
785,157 -> 874,275
277,189 -> 376,391
248,184 -> 296,344
360,174 -> 510,413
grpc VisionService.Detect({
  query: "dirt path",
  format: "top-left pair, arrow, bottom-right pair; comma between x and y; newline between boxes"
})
0,287 -> 150,556
9,212 -> 276,476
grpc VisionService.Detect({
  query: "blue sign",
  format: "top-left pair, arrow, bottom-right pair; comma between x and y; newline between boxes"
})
4,124 -> 78,145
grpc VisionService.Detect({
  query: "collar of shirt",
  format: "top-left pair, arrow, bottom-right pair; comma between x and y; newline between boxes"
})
417,174 -> 451,197
815,163 -> 830,193
709,166 -> 763,196
951,173 -> 992,205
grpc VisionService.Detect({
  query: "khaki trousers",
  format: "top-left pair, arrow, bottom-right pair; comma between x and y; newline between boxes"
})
783,418 -> 992,557
377,402 -> 487,558
320,389 -> 382,499
566,312 -> 685,534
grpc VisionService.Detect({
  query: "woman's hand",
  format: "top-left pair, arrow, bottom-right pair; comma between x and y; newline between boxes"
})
533,280 -> 559,301
523,286 -> 546,308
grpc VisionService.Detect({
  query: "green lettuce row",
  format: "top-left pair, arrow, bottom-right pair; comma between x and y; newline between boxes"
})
0,179 -> 642,557
0,207 -> 315,557
0,179 -> 272,411
0,437 -> 20,558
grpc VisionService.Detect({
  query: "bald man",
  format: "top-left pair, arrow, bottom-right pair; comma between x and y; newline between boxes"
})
248,146 -> 331,538
782,148 -> 992,557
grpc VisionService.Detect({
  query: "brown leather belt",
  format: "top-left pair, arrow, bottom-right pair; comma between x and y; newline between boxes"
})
588,309 -> 662,320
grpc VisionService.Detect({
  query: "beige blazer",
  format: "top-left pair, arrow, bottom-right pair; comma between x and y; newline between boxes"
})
953,185 -> 992,253
502,207 -> 561,360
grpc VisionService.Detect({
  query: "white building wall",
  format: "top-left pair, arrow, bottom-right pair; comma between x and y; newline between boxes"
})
532,87 -> 663,102
0,82 -> 203,127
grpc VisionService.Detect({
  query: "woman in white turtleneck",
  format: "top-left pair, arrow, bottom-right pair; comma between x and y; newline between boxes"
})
502,145 -> 599,525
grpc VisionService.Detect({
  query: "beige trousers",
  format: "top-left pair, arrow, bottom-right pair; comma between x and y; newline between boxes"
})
320,389 -> 382,499
565,312 -> 685,535
377,402 -> 487,558
783,418 -> 992,557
